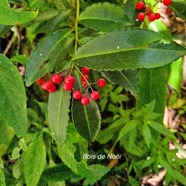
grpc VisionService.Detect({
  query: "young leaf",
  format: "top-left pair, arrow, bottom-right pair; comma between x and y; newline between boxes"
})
78,2 -> 132,32
0,0 -> 38,25
142,124 -> 151,148
25,29 -> 71,86
0,158 -> 6,186
102,69 -> 139,96
48,87 -> 71,145
72,99 -> 101,143
73,29 -> 185,70
0,54 -> 27,137
138,67 -> 166,115
23,133 -> 46,186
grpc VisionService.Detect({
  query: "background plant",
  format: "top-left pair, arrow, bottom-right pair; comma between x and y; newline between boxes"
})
0,0 -> 186,185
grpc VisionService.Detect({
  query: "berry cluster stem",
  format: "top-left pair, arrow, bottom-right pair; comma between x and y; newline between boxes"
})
74,0 -> 80,52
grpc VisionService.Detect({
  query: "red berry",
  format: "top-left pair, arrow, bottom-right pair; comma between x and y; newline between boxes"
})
51,74 -> 62,84
81,67 -> 90,75
63,83 -> 73,91
166,7 -> 172,14
148,13 -> 156,22
73,90 -> 82,100
145,6 -> 152,15
163,0 -> 172,6
81,80 -> 88,87
97,79 -> 106,88
36,77 -> 44,84
81,96 -> 90,106
90,91 -> 100,101
48,84 -> 56,93
81,74 -> 89,81
41,81 -> 53,90
155,13 -> 161,19
64,75 -> 75,85
136,1 -> 145,10
137,12 -> 145,22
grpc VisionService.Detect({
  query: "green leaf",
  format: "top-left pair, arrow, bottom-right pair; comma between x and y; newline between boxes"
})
78,2 -> 132,32
0,54 -> 27,137
0,158 -> 6,186
0,121 -> 14,157
58,144 -> 95,181
142,124 -> 151,148
170,1 -> 186,20
25,29 -> 71,86
102,69 -> 139,96
73,29 -> 186,70
138,67 -> 166,115
72,99 -> 101,143
0,0 -> 38,25
41,164 -> 77,182
23,134 -> 46,186
48,87 -> 71,145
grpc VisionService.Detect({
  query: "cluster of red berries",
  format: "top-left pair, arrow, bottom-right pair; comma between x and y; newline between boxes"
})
36,67 -> 107,106
136,0 -> 172,22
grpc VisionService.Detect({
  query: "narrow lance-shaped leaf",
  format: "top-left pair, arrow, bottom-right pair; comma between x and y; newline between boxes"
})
25,29 -> 71,86
73,28 -> 186,70
78,2 -> 132,32
72,71 -> 101,142
23,133 -> 46,186
102,69 -> 139,97
0,54 -> 27,137
0,0 -> 38,25
48,87 -> 71,145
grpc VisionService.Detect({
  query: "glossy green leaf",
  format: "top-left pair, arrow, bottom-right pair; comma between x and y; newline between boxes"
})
102,69 -> 139,96
48,87 -> 71,145
23,134 -> 46,186
0,0 -> 38,25
73,29 -> 186,70
25,29 -> 71,86
58,144 -> 95,181
41,164 -> 77,182
0,121 -> 14,157
170,1 -> 186,19
78,2 -> 132,32
138,67 -> 166,116
0,54 -> 27,137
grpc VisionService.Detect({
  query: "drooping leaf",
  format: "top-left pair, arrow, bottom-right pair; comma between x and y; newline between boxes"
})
48,87 -> 71,145
57,143 -> 95,181
170,1 -> 186,20
102,69 -> 139,96
41,164 -> 77,182
72,99 -> 101,142
73,29 -> 186,70
0,0 -> 38,25
138,67 -> 166,115
23,133 -> 46,186
0,121 -> 14,157
25,29 -> 71,86
0,54 -> 27,137
78,2 -> 132,32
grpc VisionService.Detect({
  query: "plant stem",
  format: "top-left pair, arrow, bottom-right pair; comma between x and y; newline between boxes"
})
74,0 -> 80,52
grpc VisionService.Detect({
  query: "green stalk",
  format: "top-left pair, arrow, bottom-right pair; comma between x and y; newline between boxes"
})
74,0 -> 80,52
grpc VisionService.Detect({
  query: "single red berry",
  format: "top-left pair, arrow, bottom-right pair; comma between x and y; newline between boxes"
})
63,83 -> 73,91
97,78 -> 106,88
81,67 -> 90,75
166,7 -> 172,14
90,91 -> 100,101
51,74 -> 62,84
137,12 -> 145,22
81,80 -> 88,87
48,84 -> 56,93
148,13 -> 156,22
41,81 -> 53,90
64,75 -> 75,85
163,0 -> 172,6
73,90 -> 82,100
155,13 -> 161,19
81,96 -> 90,106
136,1 -> 145,10
145,6 -> 152,15
81,74 -> 89,81
36,77 -> 44,84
